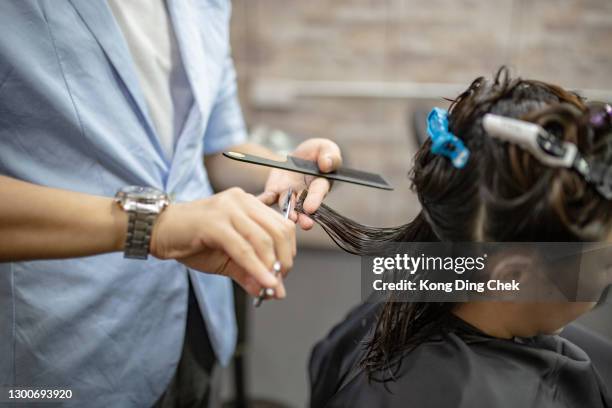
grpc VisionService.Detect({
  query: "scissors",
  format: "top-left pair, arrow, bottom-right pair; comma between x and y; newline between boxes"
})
253,187 -> 294,307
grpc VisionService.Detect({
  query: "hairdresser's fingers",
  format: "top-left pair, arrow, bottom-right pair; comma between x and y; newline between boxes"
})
235,270 -> 264,297
248,205 -> 296,276
235,269 -> 286,300
272,275 -> 287,299
257,190 -> 279,206
315,140 -> 343,173
232,213 -> 277,271
248,193 -> 288,224
297,213 -> 315,230
219,227 -> 278,288
239,269 -> 284,299
192,254 -> 263,297
289,207 -> 299,223
303,177 -> 331,214
241,273 -> 287,299
256,189 -> 299,248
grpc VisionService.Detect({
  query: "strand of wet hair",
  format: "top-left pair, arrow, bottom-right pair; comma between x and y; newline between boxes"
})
294,190 -> 410,255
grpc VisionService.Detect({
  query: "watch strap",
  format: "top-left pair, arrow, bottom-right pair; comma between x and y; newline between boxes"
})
124,211 -> 156,259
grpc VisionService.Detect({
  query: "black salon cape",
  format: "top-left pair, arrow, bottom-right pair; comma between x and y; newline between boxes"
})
309,303 -> 612,408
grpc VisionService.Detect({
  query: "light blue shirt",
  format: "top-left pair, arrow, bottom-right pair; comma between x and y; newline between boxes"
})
0,1 -> 245,406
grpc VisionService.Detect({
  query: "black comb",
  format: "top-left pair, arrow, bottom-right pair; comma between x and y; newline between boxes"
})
223,151 -> 393,191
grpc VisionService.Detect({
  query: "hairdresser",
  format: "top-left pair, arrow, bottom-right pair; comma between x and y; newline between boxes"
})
0,1 -> 341,407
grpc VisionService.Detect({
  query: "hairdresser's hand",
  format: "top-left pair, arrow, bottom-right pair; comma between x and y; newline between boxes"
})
259,138 -> 342,230
150,187 -> 296,297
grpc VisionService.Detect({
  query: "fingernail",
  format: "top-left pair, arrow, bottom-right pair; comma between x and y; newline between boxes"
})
324,156 -> 333,169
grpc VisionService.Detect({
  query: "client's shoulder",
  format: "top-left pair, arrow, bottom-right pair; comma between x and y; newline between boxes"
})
324,335 -> 486,408
324,333 -> 564,408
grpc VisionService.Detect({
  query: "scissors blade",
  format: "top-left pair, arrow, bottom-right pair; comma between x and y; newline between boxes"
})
282,187 -> 293,218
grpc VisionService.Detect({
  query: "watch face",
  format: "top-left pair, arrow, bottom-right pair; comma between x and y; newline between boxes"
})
116,186 -> 169,214
120,186 -> 165,200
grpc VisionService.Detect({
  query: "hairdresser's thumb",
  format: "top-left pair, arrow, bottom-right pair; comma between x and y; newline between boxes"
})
317,145 -> 342,173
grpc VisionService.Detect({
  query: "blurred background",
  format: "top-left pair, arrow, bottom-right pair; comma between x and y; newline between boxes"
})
221,0 -> 612,406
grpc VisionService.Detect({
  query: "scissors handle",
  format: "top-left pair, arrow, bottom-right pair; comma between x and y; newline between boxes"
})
253,188 -> 293,307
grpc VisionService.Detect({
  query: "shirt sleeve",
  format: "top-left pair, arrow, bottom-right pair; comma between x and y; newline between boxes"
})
203,54 -> 248,154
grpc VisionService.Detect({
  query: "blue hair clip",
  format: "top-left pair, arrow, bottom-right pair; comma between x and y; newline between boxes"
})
426,107 -> 470,169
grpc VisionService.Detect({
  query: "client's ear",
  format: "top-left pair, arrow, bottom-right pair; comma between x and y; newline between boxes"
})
485,251 -> 542,301
488,252 -> 536,283
487,250 -> 572,301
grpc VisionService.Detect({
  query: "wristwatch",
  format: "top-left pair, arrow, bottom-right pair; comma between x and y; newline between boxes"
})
114,186 -> 170,259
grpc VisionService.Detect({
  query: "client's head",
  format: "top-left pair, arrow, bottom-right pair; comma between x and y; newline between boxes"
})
296,67 -> 612,377
413,67 -> 611,243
